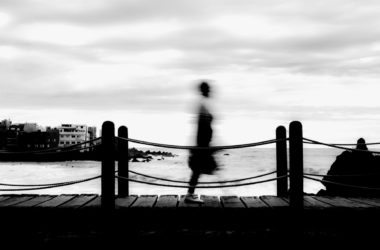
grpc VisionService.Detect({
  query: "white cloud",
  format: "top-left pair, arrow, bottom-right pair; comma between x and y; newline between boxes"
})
18,23 -> 94,46
0,45 -> 22,59
0,11 -> 12,27
1,0 -> 380,144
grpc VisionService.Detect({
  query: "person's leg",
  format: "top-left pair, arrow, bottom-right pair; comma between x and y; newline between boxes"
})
185,171 -> 203,203
188,170 -> 200,194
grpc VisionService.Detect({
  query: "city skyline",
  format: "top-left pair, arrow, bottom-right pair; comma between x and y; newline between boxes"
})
1,0 -> 380,146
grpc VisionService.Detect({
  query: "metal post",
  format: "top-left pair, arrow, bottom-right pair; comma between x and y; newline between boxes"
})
101,121 -> 115,210
118,126 -> 129,197
276,126 -> 288,197
289,121 -> 303,210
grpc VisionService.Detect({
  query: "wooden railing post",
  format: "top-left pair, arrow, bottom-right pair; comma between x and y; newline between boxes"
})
101,121 -> 115,210
289,121 -> 303,210
118,126 -> 129,197
276,126 -> 288,197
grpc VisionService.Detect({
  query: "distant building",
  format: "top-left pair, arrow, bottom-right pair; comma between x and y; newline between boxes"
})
7,123 -> 32,149
57,124 -> 89,148
0,119 -> 11,150
88,126 -> 97,140
0,120 -> 96,152
0,119 -> 11,130
17,129 -> 59,151
1,121 -> 59,151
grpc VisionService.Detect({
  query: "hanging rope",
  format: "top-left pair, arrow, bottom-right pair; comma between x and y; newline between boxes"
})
303,138 -> 380,154
304,141 -> 380,146
304,175 -> 380,191
115,174 -> 288,188
0,175 -> 101,191
117,136 -> 285,150
128,169 -> 277,184
304,172 -> 380,178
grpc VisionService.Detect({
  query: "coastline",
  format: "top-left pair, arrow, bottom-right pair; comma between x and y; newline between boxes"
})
0,147 -> 177,162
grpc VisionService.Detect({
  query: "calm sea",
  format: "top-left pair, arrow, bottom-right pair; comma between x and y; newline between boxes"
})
0,147 -> 348,196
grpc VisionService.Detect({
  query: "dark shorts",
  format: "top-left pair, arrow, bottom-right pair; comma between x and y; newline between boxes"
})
188,150 -> 218,175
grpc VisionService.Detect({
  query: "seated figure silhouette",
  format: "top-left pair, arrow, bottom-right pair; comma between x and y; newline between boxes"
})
318,138 -> 380,197
185,81 -> 219,204
356,138 -> 368,150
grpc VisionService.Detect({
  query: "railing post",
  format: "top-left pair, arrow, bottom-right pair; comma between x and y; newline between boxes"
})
289,121 -> 303,210
276,126 -> 288,197
101,121 -> 115,211
118,126 -> 129,197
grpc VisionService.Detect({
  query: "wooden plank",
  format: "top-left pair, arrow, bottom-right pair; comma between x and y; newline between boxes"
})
0,196 -> 35,207
220,196 -> 245,208
131,195 -> 157,208
14,195 -> 55,208
155,195 -> 178,208
116,195 -> 138,208
339,197 -> 374,208
0,196 -> 10,202
314,196 -> 372,208
36,195 -> 76,208
365,197 -> 380,204
241,196 -> 269,208
260,196 -> 288,208
303,196 -> 332,208
349,197 -> 380,208
178,195 -> 202,208
201,195 -> 221,208
83,196 -> 101,208
59,195 -> 98,209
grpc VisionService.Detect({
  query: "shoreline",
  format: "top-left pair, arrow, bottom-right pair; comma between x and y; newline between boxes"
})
0,147 -> 177,162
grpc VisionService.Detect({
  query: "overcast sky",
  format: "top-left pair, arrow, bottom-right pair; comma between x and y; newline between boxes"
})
1,0 -> 380,146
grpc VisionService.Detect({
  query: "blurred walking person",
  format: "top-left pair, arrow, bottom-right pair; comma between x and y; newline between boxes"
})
185,81 -> 218,203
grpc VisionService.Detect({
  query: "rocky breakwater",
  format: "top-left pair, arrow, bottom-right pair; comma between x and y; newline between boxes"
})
128,147 -> 177,162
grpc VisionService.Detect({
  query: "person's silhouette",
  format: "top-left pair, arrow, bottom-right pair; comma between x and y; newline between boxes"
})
354,137 -> 373,158
185,81 -> 218,203
356,138 -> 368,150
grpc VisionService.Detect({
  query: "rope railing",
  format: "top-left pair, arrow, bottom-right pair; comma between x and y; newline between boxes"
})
0,175 -> 101,187
0,175 -> 101,191
304,172 -> 380,177
117,136 -> 285,150
115,174 -> 288,189
304,141 -> 380,146
128,169 -> 277,184
303,137 -> 380,154
304,142 -> 380,146
304,175 -> 380,191
0,169 -> 280,191
0,137 -> 102,155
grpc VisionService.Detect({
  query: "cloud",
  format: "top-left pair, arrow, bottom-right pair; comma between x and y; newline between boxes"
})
0,80 -> 193,112
1,0 -> 380,140
2,0 -> 380,76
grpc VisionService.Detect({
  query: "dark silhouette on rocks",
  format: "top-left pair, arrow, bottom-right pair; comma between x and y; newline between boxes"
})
318,138 -> 380,197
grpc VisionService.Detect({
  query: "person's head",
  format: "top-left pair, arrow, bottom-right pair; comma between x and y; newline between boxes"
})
199,81 -> 211,98
356,138 -> 368,150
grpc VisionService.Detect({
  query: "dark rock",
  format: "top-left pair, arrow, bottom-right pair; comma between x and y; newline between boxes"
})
127,147 -> 176,162
132,157 -> 140,162
317,149 -> 380,197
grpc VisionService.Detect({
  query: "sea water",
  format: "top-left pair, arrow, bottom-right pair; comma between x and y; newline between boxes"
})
0,147 -> 347,196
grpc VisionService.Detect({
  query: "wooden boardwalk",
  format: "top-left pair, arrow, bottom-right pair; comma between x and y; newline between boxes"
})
1,194 -> 380,247
1,194 -> 380,209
